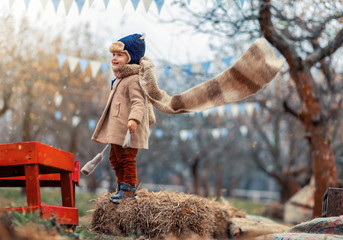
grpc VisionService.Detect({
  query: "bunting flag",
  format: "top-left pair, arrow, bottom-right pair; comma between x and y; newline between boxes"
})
79,58 -> 89,73
103,0 -> 109,8
57,54 -> 67,68
24,0 -> 30,8
52,0 -> 60,12
64,0 -> 73,14
9,0 -> 245,15
75,0 -> 85,14
143,0 -> 153,12
40,0 -> 49,9
90,60 -> 101,78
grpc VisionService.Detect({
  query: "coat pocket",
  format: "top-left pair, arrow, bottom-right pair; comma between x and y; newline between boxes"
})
114,103 -> 120,117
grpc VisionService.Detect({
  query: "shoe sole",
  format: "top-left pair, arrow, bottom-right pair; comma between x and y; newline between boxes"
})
109,195 -> 138,204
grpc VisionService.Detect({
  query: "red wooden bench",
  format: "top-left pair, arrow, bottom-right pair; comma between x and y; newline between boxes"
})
0,142 -> 80,226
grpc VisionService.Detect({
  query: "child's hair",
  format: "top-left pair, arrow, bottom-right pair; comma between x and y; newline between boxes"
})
109,34 -> 145,64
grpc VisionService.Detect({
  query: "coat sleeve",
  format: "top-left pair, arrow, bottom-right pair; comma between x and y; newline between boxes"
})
128,77 -> 146,124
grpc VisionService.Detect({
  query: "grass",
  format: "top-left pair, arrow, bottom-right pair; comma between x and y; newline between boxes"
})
227,197 -> 267,216
0,188 -> 98,217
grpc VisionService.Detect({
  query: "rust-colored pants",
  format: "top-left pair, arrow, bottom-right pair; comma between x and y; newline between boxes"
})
109,144 -> 138,186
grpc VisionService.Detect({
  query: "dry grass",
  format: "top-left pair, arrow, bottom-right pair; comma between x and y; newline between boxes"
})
91,189 -> 246,239
0,214 -> 68,240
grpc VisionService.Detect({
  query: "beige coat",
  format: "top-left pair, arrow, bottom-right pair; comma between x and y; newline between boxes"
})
92,64 -> 150,149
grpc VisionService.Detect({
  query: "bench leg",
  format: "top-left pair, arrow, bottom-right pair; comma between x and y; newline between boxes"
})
60,172 -> 75,207
25,164 -> 41,207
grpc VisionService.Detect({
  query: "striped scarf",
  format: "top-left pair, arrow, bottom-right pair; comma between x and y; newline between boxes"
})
139,38 -> 284,116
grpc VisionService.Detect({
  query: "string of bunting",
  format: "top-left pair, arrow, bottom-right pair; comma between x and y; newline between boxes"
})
54,102 -> 260,132
56,53 -> 233,78
9,0 -> 245,15
86,102 -> 259,136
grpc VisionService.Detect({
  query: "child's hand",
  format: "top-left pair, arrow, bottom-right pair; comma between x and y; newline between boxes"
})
127,120 -> 138,134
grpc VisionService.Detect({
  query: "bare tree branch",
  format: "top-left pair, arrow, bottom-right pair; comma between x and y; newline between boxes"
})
305,27 -> 343,67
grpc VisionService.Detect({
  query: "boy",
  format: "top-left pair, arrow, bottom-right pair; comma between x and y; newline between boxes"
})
91,34 -> 152,203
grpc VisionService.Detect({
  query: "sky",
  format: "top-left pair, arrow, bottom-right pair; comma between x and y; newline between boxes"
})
2,0 -> 224,65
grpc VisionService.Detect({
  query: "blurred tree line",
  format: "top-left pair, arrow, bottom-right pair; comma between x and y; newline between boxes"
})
0,0 -> 342,218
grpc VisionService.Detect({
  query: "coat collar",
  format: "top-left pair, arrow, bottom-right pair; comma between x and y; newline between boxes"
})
112,64 -> 140,79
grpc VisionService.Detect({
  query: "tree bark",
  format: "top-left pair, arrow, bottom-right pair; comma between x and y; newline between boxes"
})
191,155 -> 200,194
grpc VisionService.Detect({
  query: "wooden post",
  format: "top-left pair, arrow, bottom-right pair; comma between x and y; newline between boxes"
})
25,164 -> 41,207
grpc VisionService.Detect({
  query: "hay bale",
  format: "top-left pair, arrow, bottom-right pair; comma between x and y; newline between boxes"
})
91,189 -> 244,239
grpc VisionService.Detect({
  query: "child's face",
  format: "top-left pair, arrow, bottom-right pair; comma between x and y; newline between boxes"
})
111,51 -> 129,66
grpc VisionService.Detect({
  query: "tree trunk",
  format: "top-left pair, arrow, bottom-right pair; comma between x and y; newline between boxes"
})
202,159 -> 210,197
311,124 -> 337,217
215,162 -> 224,200
191,156 -> 200,194
279,177 -> 300,203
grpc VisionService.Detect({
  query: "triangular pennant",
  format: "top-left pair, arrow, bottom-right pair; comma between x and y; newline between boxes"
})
57,54 -> 67,69
221,128 -> 228,137
68,56 -> 79,72
164,66 -> 171,78
201,61 -> 211,73
79,58 -> 89,73
191,63 -> 202,73
90,60 -> 101,78
230,104 -> 240,117
24,0 -> 30,9
239,103 -> 246,114
52,0 -> 61,13
154,0 -> 164,14
9,0 -> 16,8
89,0 -> 94,7
40,0 -> 49,9
245,103 -> 255,116
54,93 -> 63,107
103,0 -> 109,9
182,64 -> 192,76
216,106 -> 226,117
88,119 -> 96,130
142,0 -> 153,12
63,0 -> 73,14
202,109 -> 211,117
120,0 -> 128,9
155,129 -> 163,138
240,0 -> 244,8
187,0 -> 191,4
72,116 -> 81,127
222,56 -> 232,67
215,0 -> 220,6
101,63 -> 110,75
211,128 -> 221,139
212,58 -> 223,72
188,130 -> 193,138
225,105 -> 231,115
131,0 -> 140,10
75,0 -> 85,14
55,111 -> 62,121
172,65 -> 182,78
179,130 -> 188,141
254,103 -> 261,112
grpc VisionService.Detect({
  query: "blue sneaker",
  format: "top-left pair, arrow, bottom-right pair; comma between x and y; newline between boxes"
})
109,182 -> 137,204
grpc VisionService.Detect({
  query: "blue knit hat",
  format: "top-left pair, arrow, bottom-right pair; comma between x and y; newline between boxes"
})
109,34 -> 145,64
